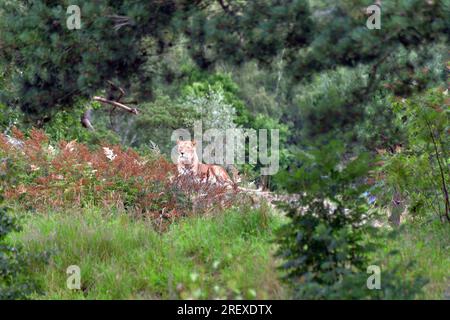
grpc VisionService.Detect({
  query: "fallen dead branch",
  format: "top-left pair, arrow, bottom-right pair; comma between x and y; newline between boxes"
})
93,96 -> 139,115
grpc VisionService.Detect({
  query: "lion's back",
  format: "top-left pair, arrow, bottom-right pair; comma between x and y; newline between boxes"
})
199,163 -> 232,184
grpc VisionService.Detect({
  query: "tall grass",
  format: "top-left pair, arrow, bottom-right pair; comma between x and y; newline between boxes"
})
9,206 -> 288,299
372,220 -> 450,299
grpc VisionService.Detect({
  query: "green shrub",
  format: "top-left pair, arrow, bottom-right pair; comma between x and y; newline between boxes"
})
276,141 -> 426,299
377,88 -> 449,223
0,196 -> 45,299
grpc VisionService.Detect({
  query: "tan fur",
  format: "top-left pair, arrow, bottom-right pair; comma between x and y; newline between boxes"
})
177,140 -> 234,186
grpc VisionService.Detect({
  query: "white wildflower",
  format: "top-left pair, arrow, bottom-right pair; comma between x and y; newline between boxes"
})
212,260 -> 220,269
47,144 -> 56,156
148,140 -> 160,155
189,273 -> 199,282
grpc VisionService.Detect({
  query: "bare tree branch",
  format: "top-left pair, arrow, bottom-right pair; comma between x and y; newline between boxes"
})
107,80 -> 126,102
105,15 -> 136,31
93,96 -> 139,115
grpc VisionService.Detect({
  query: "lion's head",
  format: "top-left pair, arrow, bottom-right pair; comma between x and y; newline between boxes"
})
177,140 -> 198,167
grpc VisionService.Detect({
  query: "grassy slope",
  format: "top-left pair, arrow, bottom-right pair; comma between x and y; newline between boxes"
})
7,204 -> 449,300
10,206 -> 288,300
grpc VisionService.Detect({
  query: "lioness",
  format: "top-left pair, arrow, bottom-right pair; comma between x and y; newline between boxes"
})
177,140 -> 234,186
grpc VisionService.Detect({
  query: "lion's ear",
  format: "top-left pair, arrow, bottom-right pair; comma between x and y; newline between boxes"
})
192,140 -> 197,146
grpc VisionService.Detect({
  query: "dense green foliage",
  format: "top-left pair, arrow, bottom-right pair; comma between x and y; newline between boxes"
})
276,142 -> 427,299
1,1 -> 447,138
378,89 -> 449,222
0,149 -> 48,299
0,197 -> 43,299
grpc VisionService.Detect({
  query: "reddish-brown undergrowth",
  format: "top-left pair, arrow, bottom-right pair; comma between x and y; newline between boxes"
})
0,128 -> 238,222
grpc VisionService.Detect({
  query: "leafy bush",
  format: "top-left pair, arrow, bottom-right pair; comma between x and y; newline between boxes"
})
182,85 -> 237,131
376,88 -> 449,223
0,195 -> 43,299
276,141 -> 426,299
180,70 -> 251,127
0,103 -> 22,133
43,100 -> 121,147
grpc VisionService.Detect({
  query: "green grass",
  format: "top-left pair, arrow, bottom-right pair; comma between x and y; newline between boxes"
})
6,202 -> 449,300
9,205 -> 288,300
373,220 -> 450,299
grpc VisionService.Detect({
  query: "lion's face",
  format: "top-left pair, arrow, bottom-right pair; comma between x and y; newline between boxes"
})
177,140 -> 198,165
